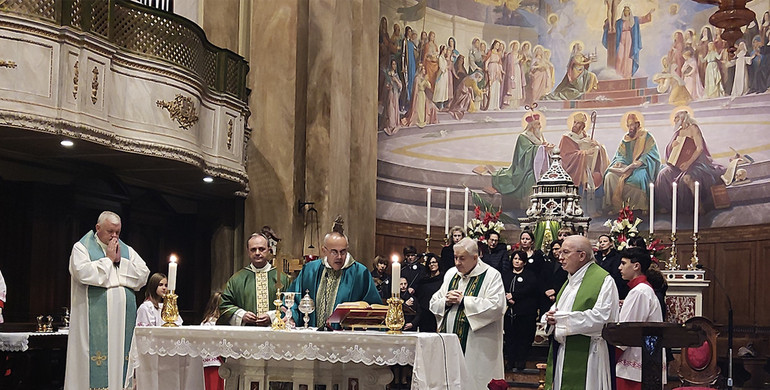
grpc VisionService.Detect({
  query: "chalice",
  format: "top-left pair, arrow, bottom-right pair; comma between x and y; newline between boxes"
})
298,290 -> 315,330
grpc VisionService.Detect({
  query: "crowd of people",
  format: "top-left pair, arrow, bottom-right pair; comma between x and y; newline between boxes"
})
368,226 -> 668,389
63,210 -> 667,390
378,17 -> 560,134
654,17 -> 770,104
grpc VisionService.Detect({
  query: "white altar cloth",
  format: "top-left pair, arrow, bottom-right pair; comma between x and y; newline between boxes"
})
128,325 -> 471,390
0,329 -> 69,352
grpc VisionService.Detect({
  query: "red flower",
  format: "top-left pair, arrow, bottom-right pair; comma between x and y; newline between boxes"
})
483,211 -> 493,225
474,205 -> 481,220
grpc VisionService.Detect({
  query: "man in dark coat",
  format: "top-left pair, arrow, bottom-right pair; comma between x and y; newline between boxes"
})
482,231 -> 510,276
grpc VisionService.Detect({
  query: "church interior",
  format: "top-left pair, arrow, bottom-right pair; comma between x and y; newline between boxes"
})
1,0 -> 770,389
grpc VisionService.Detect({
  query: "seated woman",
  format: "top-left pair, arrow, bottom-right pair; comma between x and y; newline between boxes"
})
136,272 -> 183,327
544,41 -> 598,100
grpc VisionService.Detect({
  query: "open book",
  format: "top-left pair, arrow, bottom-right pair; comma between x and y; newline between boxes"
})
326,301 -> 389,330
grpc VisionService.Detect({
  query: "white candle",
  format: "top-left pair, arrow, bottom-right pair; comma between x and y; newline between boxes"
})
463,187 -> 469,230
426,188 -> 432,235
168,254 -> 178,292
694,181 -> 700,233
671,182 -> 677,234
445,187 -> 450,236
391,255 -> 400,296
649,183 -> 655,234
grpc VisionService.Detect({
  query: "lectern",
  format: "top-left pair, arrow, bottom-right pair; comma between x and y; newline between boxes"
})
602,322 -> 705,390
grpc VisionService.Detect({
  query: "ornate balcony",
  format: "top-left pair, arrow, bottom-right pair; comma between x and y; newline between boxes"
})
0,0 -> 250,196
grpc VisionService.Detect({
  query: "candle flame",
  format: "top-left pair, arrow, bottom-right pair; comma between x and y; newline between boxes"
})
169,254 -> 178,263
391,254 -> 399,263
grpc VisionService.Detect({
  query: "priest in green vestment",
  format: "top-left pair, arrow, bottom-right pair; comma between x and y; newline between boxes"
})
219,233 -> 291,326
542,235 -> 619,390
288,232 -> 382,327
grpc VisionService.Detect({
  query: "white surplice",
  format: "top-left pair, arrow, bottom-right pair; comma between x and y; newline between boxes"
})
541,261 -> 619,390
65,234 -> 150,390
616,279 -> 665,383
429,260 -> 506,390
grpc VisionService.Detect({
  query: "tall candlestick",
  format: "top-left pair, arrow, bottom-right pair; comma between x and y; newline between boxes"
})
426,188 -> 432,235
649,183 -> 655,234
693,181 -> 700,233
671,182 -> 677,234
445,187 -> 450,236
391,255 -> 400,296
168,254 -> 178,292
463,187 -> 469,230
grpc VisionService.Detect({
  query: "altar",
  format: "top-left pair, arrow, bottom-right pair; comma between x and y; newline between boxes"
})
128,325 -> 471,390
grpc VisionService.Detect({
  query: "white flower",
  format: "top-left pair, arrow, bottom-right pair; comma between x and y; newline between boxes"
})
603,219 -> 612,228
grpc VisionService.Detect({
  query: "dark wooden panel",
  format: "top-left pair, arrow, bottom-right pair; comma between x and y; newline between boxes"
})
756,242 -> 770,326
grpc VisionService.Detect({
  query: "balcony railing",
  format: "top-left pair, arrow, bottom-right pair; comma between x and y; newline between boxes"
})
0,0 -> 248,102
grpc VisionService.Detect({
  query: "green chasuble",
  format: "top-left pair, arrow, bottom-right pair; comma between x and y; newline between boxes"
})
219,265 -> 291,325
545,262 -> 608,390
438,270 -> 487,352
289,257 -> 382,327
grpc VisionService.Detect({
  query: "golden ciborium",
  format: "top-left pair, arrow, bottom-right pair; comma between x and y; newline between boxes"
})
385,294 -> 405,334
161,291 -> 179,327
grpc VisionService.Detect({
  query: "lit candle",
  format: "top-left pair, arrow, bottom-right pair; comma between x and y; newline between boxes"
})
693,181 -> 700,234
463,187 -> 469,230
426,188 -> 432,235
391,255 -> 400,296
168,254 -> 178,292
649,183 -> 655,235
671,182 -> 677,234
445,187 -> 450,236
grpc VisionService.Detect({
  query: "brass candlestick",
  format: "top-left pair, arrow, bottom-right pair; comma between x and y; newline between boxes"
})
161,291 -> 179,327
425,235 -> 431,254
688,232 -> 700,270
666,232 -> 679,270
444,235 -> 450,247
385,294 -> 405,334
271,289 -> 286,330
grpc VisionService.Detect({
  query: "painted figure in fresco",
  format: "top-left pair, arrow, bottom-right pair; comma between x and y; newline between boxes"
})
422,31 -> 440,89
655,109 -> 725,214
468,37 -> 483,75
447,71 -> 484,120
403,64 -> 439,128
447,36 -> 460,65
612,6 -> 653,79
603,112 -> 660,212
668,31 -> 686,77
401,26 -> 418,111
433,45 -> 453,109
558,112 -> 609,193
703,42 -> 725,98
485,40 -> 505,111
605,0 -> 620,34
520,41 -> 534,104
381,58 -> 403,135
731,41 -> 753,98
682,47 -> 704,100
697,26 -> 714,87
545,41 -> 598,100
529,45 -> 551,103
653,56 -> 692,106
503,40 -> 524,109
491,111 -> 553,209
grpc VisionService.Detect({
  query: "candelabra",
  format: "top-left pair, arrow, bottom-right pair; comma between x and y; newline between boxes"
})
688,232 -> 700,270
161,291 -> 179,327
385,294 -> 405,334
666,232 -> 679,270
271,289 -> 286,330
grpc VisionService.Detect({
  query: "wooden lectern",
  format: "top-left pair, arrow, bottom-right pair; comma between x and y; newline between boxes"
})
603,322 -> 706,390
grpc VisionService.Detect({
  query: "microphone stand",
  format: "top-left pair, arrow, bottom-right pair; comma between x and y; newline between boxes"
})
697,264 -> 733,389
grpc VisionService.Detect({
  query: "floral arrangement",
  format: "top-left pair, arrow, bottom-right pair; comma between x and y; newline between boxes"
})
466,205 -> 505,241
603,205 -> 641,251
646,238 -> 668,265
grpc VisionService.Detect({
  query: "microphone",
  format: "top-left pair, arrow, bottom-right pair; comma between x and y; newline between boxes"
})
696,263 -> 733,389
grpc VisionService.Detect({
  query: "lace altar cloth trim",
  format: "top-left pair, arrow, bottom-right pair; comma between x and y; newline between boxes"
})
130,325 -> 443,366
0,330 -> 68,352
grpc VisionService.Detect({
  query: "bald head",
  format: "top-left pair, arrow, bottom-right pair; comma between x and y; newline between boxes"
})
560,235 -> 594,275
322,232 -> 349,271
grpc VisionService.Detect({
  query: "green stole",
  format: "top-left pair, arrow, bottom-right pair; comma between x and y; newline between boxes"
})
545,262 -> 608,390
438,270 -> 487,353
79,231 -> 134,390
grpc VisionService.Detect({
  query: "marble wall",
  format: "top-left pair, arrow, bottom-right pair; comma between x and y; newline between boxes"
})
203,0 -> 379,274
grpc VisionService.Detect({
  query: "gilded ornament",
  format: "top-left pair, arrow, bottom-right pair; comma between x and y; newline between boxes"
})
227,118 -> 234,150
0,60 -> 17,68
156,94 -> 199,130
73,60 -> 79,99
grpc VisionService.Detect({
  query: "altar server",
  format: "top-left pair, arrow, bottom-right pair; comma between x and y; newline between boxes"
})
542,235 -> 619,390
219,233 -> 291,326
615,247 -> 665,390
430,237 -> 506,390
65,211 -> 150,390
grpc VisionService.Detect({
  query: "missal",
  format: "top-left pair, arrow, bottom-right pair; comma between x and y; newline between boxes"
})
325,301 -> 389,330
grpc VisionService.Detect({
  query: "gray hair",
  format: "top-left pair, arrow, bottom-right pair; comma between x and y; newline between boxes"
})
454,237 -> 478,256
96,211 -> 121,225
